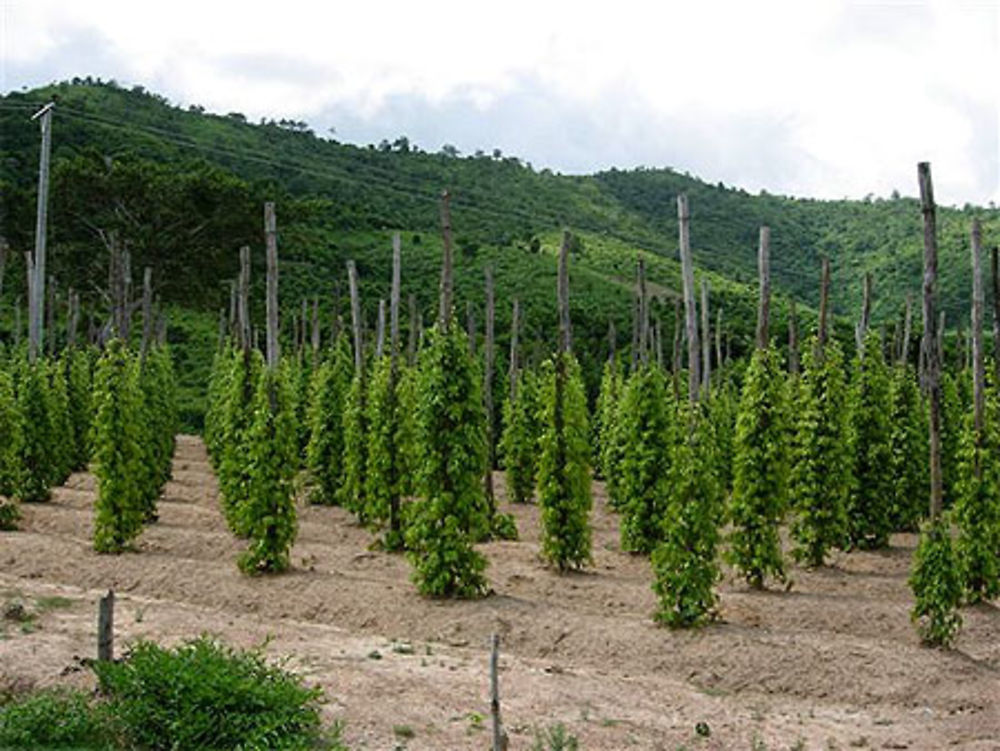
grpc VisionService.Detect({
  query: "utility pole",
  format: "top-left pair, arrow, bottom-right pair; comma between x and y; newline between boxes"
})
29,102 -> 54,363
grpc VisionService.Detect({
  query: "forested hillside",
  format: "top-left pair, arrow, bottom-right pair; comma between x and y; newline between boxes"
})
0,79 -> 995,425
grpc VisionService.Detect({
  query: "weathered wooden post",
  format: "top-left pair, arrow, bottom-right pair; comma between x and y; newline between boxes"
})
918,162 -> 943,519
757,227 -> 771,349
484,267 -> 497,505
856,272 -> 872,355
637,258 -> 648,366
788,298 -> 799,374
311,297 -> 320,366
992,247 -> 1000,383
347,260 -> 363,377
29,103 -> 54,364
97,589 -> 114,663
630,293 -> 640,373
508,299 -> 521,405
390,234 -> 401,367
971,219 -> 985,454
715,307 -> 723,370
489,633 -> 506,751
701,279 -> 711,396
264,202 -> 280,369
439,191 -> 454,327
558,231 -> 572,354
677,195 -> 699,404
238,246 -> 251,353
375,299 -> 386,360
671,298 -> 683,398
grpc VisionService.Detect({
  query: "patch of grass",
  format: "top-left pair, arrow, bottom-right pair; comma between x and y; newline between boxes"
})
34,595 -> 73,612
531,723 -> 579,751
393,724 -> 415,740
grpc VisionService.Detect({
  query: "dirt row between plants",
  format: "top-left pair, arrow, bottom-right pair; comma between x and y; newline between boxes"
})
1,434 -> 999,749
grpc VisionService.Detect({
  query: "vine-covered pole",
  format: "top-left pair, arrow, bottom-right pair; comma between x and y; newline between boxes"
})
788,298 -> 799,374
701,278 -> 711,396
558,231 -> 572,354
485,266 -> 496,501
238,246 -> 251,353
264,202 -> 280,370
508,298 -> 521,404
856,272 -> 872,355
992,246 -> 1000,383
390,233 -> 401,369
918,161 -> 943,519
637,258 -> 648,366
817,257 -> 831,358
407,293 -> 418,366
671,298 -> 683,398
971,219 -> 985,451
140,266 -> 153,360
678,195 -> 699,404
756,227 -> 771,349
375,299 -> 386,360
715,307 -> 723,369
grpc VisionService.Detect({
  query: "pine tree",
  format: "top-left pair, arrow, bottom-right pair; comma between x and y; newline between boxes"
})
789,338 -> 851,567
846,331 -> 894,549
500,368 -> 539,504
727,347 -> 789,588
92,340 -> 145,553
652,410 -> 722,627
238,363 -> 299,574
536,353 -> 593,570
910,514 -> 963,647
405,322 -> 489,597
889,364 -> 929,531
617,366 -> 674,554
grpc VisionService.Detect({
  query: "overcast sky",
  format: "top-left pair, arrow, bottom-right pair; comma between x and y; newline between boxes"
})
3,0 -> 998,206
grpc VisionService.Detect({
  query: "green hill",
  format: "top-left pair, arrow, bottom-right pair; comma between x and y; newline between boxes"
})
1,79 -> 995,425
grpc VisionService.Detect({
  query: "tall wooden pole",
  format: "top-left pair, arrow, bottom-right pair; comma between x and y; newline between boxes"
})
756,226 -> 771,350
558,230 -> 572,354
856,272 -> 872,354
715,307 -> 723,369
901,294 -> 913,365
607,319 -> 616,365
238,246 -> 251,353
678,195 -> 700,404
918,162 -> 943,519
971,219 -> 985,450
439,190 -> 454,328
484,267 -> 496,501
264,202 -> 280,370
140,266 -> 153,360
29,103 -> 53,364
788,298 -> 800,374
375,299 -> 386,360
701,279 -> 711,396
671,298 -> 682,398
637,258 -> 648,366
817,257 -> 831,357
390,233 -> 401,369
311,297 -> 320,365
630,293 -> 640,373
347,261 -> 363,377
992,247 -> 1000,384
508,298 -> 520,404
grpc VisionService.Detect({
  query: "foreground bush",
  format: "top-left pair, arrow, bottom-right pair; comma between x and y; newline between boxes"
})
909,515 -> 963,648
0,687 -> 115,749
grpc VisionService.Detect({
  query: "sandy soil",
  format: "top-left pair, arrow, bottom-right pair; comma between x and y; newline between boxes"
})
1,435 -> 998,750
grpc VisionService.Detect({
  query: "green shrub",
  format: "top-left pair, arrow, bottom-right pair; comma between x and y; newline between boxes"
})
218,347 -> 263,536
889,364 -> 929,531
0,687 -> 115,749
406,322 -> 489,597
0,366 -> 24,529
93,636 -> 337,750
365,355 -> 410,550
305,336 -> 351,505
238,364 -> 298,575
728,347 -> 789,588
592,359 -> 622,479
536,353 -> 592,570
45,357 -> 73,486
846,331 -> 894,549
14,359 -> 56,503
909,515 -> 963,647
500,368 -> 540,504
651,409 -> 722,628
789,338 -> 851,567
338,369 -> 369,520
65,347 -> 94,471
92,340 -> 145,553
617,366 -> 674,554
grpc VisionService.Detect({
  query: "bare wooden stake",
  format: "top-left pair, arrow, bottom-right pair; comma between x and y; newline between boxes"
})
264,202 -> 280,370
438,190 -> 454,328
756,226 -> 771,350
788,298 -> 799,374
30,103 -> 53,365
856,272 -> 872,354
607,319 -> 616,365
817,257 -> 831,358
558,230 -> 572,354
701,278 -> 711,396
677,195 -> 700,404
630,293 -> 640,373
347,260 -> 364,377
901,294 -> 913,365
918,161 -> 943,519
46,276 -> 56,356
971,219 -> 985,450
489,634 -> 506,751
671,298 -> 682,397
311,297 -> 320,365
715,307 -> 723,371
97,590 -> 114,663
238,246 -> 251,353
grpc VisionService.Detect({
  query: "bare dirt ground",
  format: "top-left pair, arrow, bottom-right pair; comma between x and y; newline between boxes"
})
1,435 -> 999,750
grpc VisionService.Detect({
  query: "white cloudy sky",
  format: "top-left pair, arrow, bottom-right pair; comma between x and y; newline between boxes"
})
3,0 -> 998,205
